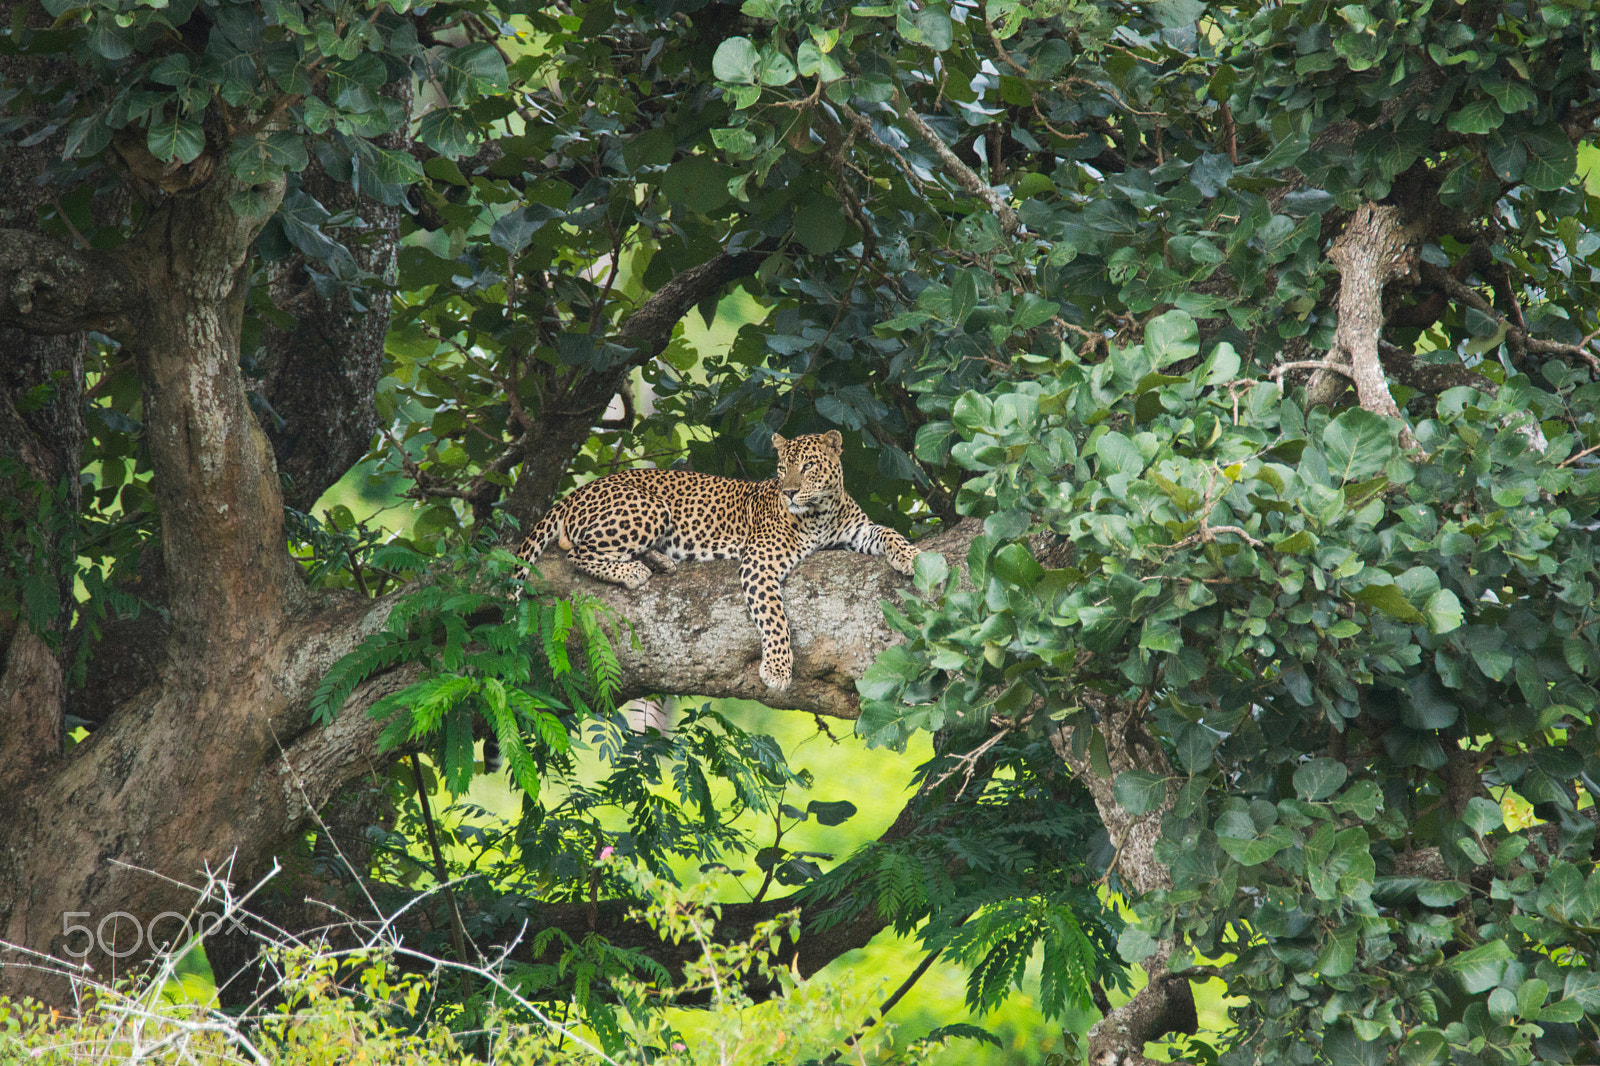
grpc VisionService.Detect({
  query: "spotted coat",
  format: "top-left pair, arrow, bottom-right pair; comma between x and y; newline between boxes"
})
513,431 -> 922,689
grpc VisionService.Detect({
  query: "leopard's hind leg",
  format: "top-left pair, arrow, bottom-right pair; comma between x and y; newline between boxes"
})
564,487 -> 675,590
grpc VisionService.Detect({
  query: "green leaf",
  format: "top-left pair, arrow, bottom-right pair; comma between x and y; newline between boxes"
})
1538,997 -> 1584,1023
1117,924 -> 1158,963
1480,74 -> 1536,115
1152,0 -> 1206,27
951,269 -> 979,327
1522,125 -> 1577,191
1564,971 -> 1600,1012
228,131 -> 309,182
1292,758 -> 1349,801
417,108 -> 481,159
913,550 -> 949,591
904,5 -> 952,49
1317,922 -> 1357,977
796,39 -> 846,81
1113,770 -> 1167,815
1424,588 -> 1463,634
1144,310 -> 1198,366
1538,861 -> 1584,920
1322,408 -> 1397,482
915,421 -> 956,464
1398,1028 -> 1447,1066
440,42 -> 510,100
1462,796 -> 1503,834
1353,582 -> 1425,624
713,37 -> 761,83
806,800 -> 857,825
991,543 -> 1042,587
759,49 -> 797,86
1218,824 -> 1294,866
1445,939 -> 1512,993
1446,96 -> 1504,135
663,155 -> 733,213
793,196 -> 847,254
147,117 -> 205,165
858,644 -> 921,701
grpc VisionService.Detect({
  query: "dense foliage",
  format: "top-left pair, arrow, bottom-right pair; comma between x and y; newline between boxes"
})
9,0 -> 1600,1061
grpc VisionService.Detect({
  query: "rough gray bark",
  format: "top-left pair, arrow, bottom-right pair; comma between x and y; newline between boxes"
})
1053,694 -> 1198,1066
1308,203 -> 1425,421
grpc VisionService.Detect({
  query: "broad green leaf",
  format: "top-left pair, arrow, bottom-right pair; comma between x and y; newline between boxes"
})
1445,939 -> 1512,993
147,118 -> 205,165
806,800 -> 857,825
1219,824 -> 1294,866
1522,125 -> 1577,191
1446,97 -> 1503,135
1117,924 -> 1157,963
1462,795 -> 1503,834
441,42 -> 509,99
1113,769 -> 1167,815
1398,1028 -> 1446,1066
1564,971 -> 1600,1012
1317,922 -> 1357,977
1322,408 -> 1397,482
913,550 -> 949,591
713,37 -> 761,83
1353,582 -> 1425,624
417,108 -> 480,159
1144,310 -> 1198,366
1293,758 -> 1348,801
794,197 -> 846,254
951,269 -> 979,327
1539,861 -> 1584,920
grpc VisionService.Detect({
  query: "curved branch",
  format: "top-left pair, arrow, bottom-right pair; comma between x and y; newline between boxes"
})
1052,695 -> 1199,1066
1320,203 -> 1425,426
894,104 -> 1022,237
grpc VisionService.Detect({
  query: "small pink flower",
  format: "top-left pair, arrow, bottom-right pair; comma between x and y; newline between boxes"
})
599,846 -> 615,860
672,1042 -> 686,1051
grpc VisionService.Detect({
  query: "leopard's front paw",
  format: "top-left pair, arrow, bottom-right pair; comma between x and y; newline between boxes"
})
759,653 -> 792,691
896,549 -> 937,576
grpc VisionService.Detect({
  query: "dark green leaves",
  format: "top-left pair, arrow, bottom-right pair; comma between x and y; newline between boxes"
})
1113,770 -> 1167,815
147,116 -> 204,164
1292,758 -> 1349,801
1321,409 -> 1396,482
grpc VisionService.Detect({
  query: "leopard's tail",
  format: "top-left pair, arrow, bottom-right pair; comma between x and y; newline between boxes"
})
510,508 -> 566,602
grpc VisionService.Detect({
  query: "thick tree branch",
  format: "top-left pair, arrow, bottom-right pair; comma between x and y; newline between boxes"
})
1052,694 -> 1198,1066
0,230 -> 141,338
1319,203 -> 1425,427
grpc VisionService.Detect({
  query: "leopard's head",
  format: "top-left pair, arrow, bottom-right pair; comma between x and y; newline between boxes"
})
773,431 -> 844,515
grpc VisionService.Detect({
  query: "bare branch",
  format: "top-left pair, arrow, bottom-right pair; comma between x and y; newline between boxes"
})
1323,203 -> 1425,428
894,103 -> 1023,237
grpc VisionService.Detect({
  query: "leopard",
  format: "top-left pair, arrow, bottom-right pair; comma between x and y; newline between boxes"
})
512,430 -> 926,690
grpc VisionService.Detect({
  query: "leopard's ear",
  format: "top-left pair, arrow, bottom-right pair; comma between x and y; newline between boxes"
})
824,430 -> 843,452
771,433 -> 787,451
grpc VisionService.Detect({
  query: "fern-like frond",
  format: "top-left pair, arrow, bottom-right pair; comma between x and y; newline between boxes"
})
310,629 -> 416,725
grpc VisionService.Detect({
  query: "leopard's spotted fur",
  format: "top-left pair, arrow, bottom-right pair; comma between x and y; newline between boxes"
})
513,431 -> 923,689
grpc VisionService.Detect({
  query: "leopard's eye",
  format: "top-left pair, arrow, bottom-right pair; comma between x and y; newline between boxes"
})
802,462 -> 817,475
